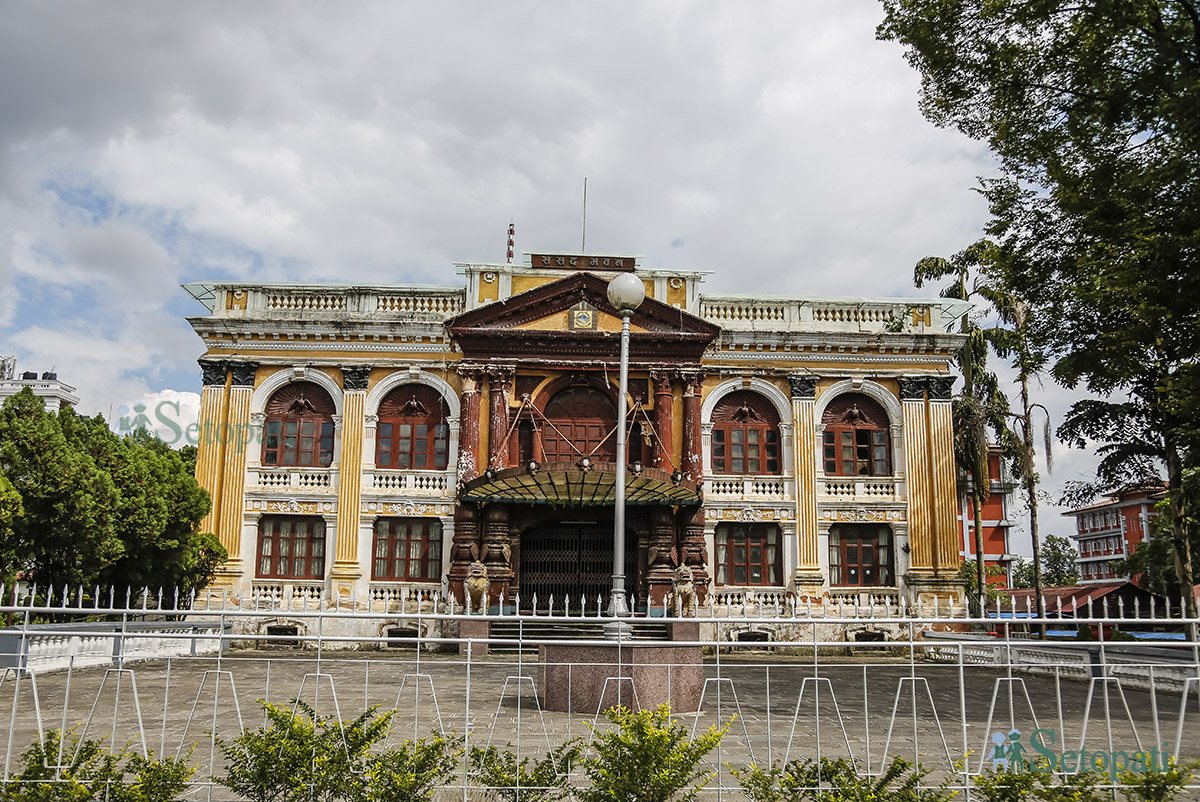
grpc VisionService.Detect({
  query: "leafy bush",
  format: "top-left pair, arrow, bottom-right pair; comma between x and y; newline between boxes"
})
1119,760 -> 1200,801
2,729 -> 193,802
216,700 -> 392,802
733,755 -> 953,802
359,734 -> 460,802
577,704 -> 726,802
468,741 -> 580,802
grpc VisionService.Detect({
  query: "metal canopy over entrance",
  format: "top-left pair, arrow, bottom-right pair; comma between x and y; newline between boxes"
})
459,462 -> 700,506
517,522 -> 638,608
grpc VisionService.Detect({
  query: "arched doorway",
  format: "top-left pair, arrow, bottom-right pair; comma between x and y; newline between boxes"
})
542,387 -> 617,462
518,521 -> 638,608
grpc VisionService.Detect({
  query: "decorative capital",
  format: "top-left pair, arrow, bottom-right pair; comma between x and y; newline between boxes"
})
341,365 -> 372,391
928,376 -> 955,400
229,362 -> 259,388
651,370 -> 674,395
198,359 -> 227,387
897,377 -> 927,400
250,412 -> 266,427
788,375 -> 817,399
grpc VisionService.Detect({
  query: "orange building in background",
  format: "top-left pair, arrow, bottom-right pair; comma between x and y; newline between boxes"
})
957,447 -> 1018,586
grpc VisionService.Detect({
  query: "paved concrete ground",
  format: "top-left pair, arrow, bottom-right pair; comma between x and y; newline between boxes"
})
3,647 -> 1196,775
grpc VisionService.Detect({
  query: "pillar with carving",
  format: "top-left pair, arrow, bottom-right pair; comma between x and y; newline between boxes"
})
332,366 -> 370,595
650,370 -> 674,470
487,368 -> 512,471
448,504 -> 480,603
646,506 -> 677,606
216,362 -> 257,585
457,369 -> 482,484
195,359 -> 231,572
679,371 -> 709,599
788,375 -> 824,597
482,503 -> 511,607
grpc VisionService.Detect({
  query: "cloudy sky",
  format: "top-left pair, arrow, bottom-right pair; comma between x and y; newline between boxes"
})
0,1 -> 1101,546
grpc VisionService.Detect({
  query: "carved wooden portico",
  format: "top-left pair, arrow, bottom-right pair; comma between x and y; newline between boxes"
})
445,272 -> 719,609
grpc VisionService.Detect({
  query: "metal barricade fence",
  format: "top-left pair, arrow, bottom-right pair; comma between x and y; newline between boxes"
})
0,584 -> 1198,799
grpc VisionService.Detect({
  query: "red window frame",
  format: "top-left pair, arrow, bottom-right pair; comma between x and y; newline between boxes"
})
712,425 -> 781,475
372,518 -> 443,582
828,525 -> 894,587
822,428 -> 890,476
261,383 -> 336,467
256,516 -> 326,579
376,386 -> 450,469
714,524 -> 781,586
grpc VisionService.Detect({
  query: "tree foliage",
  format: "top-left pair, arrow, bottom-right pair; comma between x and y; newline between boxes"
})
879,0 -> 1200,615
0,388 -> 221,595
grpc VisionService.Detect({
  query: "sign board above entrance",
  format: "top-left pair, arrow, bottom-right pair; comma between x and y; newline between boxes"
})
529,253 -> 637,271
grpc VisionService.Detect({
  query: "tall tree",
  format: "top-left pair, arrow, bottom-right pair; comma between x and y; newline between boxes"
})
914,240 -> 1016,612
1040,534 -> 1081,588
0,389 -> 122,590
879,1 -> 1200,620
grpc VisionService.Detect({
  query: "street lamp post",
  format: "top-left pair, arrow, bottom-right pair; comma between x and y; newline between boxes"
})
605,272 -> 644,639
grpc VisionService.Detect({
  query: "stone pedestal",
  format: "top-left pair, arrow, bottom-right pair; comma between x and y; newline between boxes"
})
539,643 -> 704,713
792,571 -> 826,603
459,618 -> 489,656
904,574 -> 964,614
670,622 -> 700,643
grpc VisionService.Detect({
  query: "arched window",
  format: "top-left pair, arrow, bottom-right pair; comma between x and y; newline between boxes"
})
821,393 -> 891,476
262,382 -> 336,467
377,385 -> 450,470
711,391 -> 781,475
542,387 -> 616,462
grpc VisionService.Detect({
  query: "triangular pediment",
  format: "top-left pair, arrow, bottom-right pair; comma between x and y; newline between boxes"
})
446,272 -> 719,363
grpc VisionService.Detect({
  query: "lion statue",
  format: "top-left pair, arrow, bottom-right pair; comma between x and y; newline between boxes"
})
671,565 -> 697,618
464,561 -> 490,615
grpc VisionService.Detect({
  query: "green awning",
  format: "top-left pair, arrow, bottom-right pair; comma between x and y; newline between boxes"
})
460,462 -> 700,506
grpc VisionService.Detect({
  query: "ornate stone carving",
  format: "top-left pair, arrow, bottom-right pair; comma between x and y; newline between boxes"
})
228,362 -> 259,388
342,365 -> 372,391
788,375 -> 817,399
897,377 -> 927,400
928,376 -> 955,400
198,359 -> 227,387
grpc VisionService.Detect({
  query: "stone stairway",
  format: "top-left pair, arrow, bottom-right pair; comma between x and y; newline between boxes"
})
486,619 -> 671,655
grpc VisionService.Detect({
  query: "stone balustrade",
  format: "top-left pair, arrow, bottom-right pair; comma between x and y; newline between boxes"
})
364,469 -> 452,494
700,295 -> 965,333
705,476 -> 790,500
213,286 -> 466,321
249,468 -> 334,491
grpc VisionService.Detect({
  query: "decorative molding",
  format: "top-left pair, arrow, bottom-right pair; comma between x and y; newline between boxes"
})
788,375 -> 817,399
897,377 -> 927,400
709,507 -> 794,522
247,499 -> 337,514
821,508 -> 905,523
341,365 -> 372,391
229,362 -> 259,387
362,500 -> 452,517
928,376 -> 955,400
199,359 -> 227,387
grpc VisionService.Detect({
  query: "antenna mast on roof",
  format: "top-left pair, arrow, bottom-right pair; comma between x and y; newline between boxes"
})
506,219 -> 515,264
581,177 -> 587,252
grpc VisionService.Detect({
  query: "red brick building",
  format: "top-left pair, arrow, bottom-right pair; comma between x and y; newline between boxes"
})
957,447 -> 1018,585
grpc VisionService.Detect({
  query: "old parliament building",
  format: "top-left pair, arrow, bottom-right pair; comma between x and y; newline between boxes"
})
186,252 -> 970,614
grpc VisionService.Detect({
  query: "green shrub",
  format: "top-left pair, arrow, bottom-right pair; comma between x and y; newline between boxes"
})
216,700 -> 392,802
2,730 -> 192,802
359,734 -> 460,802
468,741 -> 579,802
733,755 -> 953,802
577,704 -> 726,802
1119,760 -> 1200,801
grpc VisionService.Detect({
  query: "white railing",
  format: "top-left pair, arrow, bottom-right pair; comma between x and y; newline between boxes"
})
826,588 -> 903,609
0,621 -> 228,675
367,583 -> 443,612
365,469 -> 452,494
218,286 -> 466,321
705,476 -> 789,499
700,296 -> 959,333
818,476 -> 897,500
249,468 -> 334,491
249,581 -> 326,610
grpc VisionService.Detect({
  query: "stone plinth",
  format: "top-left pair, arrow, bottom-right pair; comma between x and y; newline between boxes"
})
459,618 -> 489,656
539,643 -> 704,713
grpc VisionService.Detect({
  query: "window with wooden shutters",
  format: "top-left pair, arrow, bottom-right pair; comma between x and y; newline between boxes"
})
711,391 -> 781,475
371,518 -> 442,581
828,524 -> 894,586
820,393 -> 891,476
256,516 -> 326,579
541,387 -> 616,462
261,383 -> 336,467
714,523 -> 780,586
376,385 -> 450,469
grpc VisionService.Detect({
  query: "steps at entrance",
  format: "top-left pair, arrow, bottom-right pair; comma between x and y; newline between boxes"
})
487,619 -> 671,655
